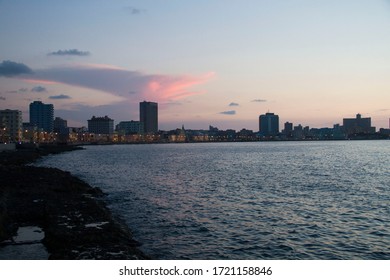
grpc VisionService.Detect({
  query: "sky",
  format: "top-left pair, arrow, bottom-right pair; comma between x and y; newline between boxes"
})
0,0 -> 389,131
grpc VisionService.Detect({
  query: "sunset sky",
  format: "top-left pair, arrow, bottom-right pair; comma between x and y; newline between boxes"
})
1,0 -> 389,130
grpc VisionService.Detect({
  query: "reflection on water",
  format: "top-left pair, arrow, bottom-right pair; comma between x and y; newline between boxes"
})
36,141 -> 390,259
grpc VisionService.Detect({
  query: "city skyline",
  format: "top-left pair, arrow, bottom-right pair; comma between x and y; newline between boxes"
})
1,0 -> 390,130
9,99 -> 390,137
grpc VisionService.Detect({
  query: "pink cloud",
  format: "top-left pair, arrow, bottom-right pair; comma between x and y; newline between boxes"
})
143,72 -> 215,101
19,64 -> 214,103
21,79 -> 60,85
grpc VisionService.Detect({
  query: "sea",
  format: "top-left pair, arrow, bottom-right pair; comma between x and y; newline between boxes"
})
35,141 -> 390,260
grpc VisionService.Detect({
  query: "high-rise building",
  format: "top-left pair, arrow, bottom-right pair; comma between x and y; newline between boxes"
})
259,112 -> 279,136
283,122 -> 293,133
88,116 -> 114,134
343,113 -> 375,135
29,101 -> 54,132
0,109 -> 23,142
140,101 -> 158,133
282,122 -> 293,138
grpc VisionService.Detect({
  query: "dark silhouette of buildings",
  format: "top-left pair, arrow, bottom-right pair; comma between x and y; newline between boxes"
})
116,121 -> 144,135
88,116 -> 114,134
259,112 -> 279,136
140,101 -> 158,134
343,113 -> 375,135
29,101 -> 54,132
0,109 -> 23,142
283,122 -> 293,138
53,117 -> 68,133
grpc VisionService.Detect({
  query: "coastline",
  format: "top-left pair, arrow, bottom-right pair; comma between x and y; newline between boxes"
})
0,145 -> 148,260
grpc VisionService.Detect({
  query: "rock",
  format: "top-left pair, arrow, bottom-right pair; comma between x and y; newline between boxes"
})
0,147 -> 148,260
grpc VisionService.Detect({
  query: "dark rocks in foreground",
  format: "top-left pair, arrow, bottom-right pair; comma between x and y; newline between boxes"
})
0,146 -> 148,259
0,144 -> 84,166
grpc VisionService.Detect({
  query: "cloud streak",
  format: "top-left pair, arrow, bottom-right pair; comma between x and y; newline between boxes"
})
49,94 -> 71,100
48,49 -> 90,56
0,60 -> 33,77
21,64 -> 214,103
2,88 -> 28,94
31,86 -> 47,93
229,102 -> 239,106
219,110 -> 236,115
251,99 -> 267,103
124,6 -> 146,15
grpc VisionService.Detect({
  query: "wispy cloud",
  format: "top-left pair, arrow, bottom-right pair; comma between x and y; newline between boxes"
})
219,110 -> 236,115
229,102 -> 239,106
0,60 -> 33,77
49,94 -> 71,100
48,49 -> 90,56
124,6 -> 146,15
3,88 -> 28,94
31,86 -> 47,93
20,63 -> 214,103
0,96 -> 5,101
251,99 -> 267,103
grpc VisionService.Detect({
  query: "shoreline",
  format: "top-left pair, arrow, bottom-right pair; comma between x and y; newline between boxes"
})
0,145 -> 148,260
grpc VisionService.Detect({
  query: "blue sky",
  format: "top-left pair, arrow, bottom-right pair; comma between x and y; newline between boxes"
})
1,0 -> 389,130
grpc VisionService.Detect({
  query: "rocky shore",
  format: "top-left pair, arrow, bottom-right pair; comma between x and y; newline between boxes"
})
0,145 -> 148,259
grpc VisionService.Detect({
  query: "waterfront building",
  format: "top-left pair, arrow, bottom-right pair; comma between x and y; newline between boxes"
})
343,113 -> 375,135
259,112 -> 279,136
168,125 -> 187,142
332,124 -> 346,139
283,122 -> 293,133
0,109 -> 23,142
22,122 -> 38,143
379,128 -> 390,136
303,126 -> 310,138
29,101 -> 54,132
293,124 -> 304,139
88,116 -> 114,134
140,101 -> 158,134
282,122 -> 293,139
237,128 -> 255,141
116,121 -> 144,135
54,117 -> 68,133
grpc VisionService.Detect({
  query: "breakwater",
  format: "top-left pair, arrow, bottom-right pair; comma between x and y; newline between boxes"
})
0,145 -> 147,259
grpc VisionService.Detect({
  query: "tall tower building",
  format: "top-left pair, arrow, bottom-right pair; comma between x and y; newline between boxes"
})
29,101 -> 54,132
259,112 -> 279,136
140,101 -> 158,134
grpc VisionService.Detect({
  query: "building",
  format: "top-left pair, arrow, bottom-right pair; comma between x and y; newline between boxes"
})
54,117 -> 68,133
29,101 -> 54,132
282,122 -> 293,138
88,116 -> 114,134
293,124 -> 304,139
22,122 -> 38,143
0,109 -> 22,142
283,122 -> 293,133
140,101 -> 158,134
116,121 -> 144,135
343,113 -> 375,135
259,112 -> 279,136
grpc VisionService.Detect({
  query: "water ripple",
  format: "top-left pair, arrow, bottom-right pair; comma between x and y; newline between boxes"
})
35,141 -> 390,259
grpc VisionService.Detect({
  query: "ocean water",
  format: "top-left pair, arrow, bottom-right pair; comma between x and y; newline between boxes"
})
36,141 -> 390,259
